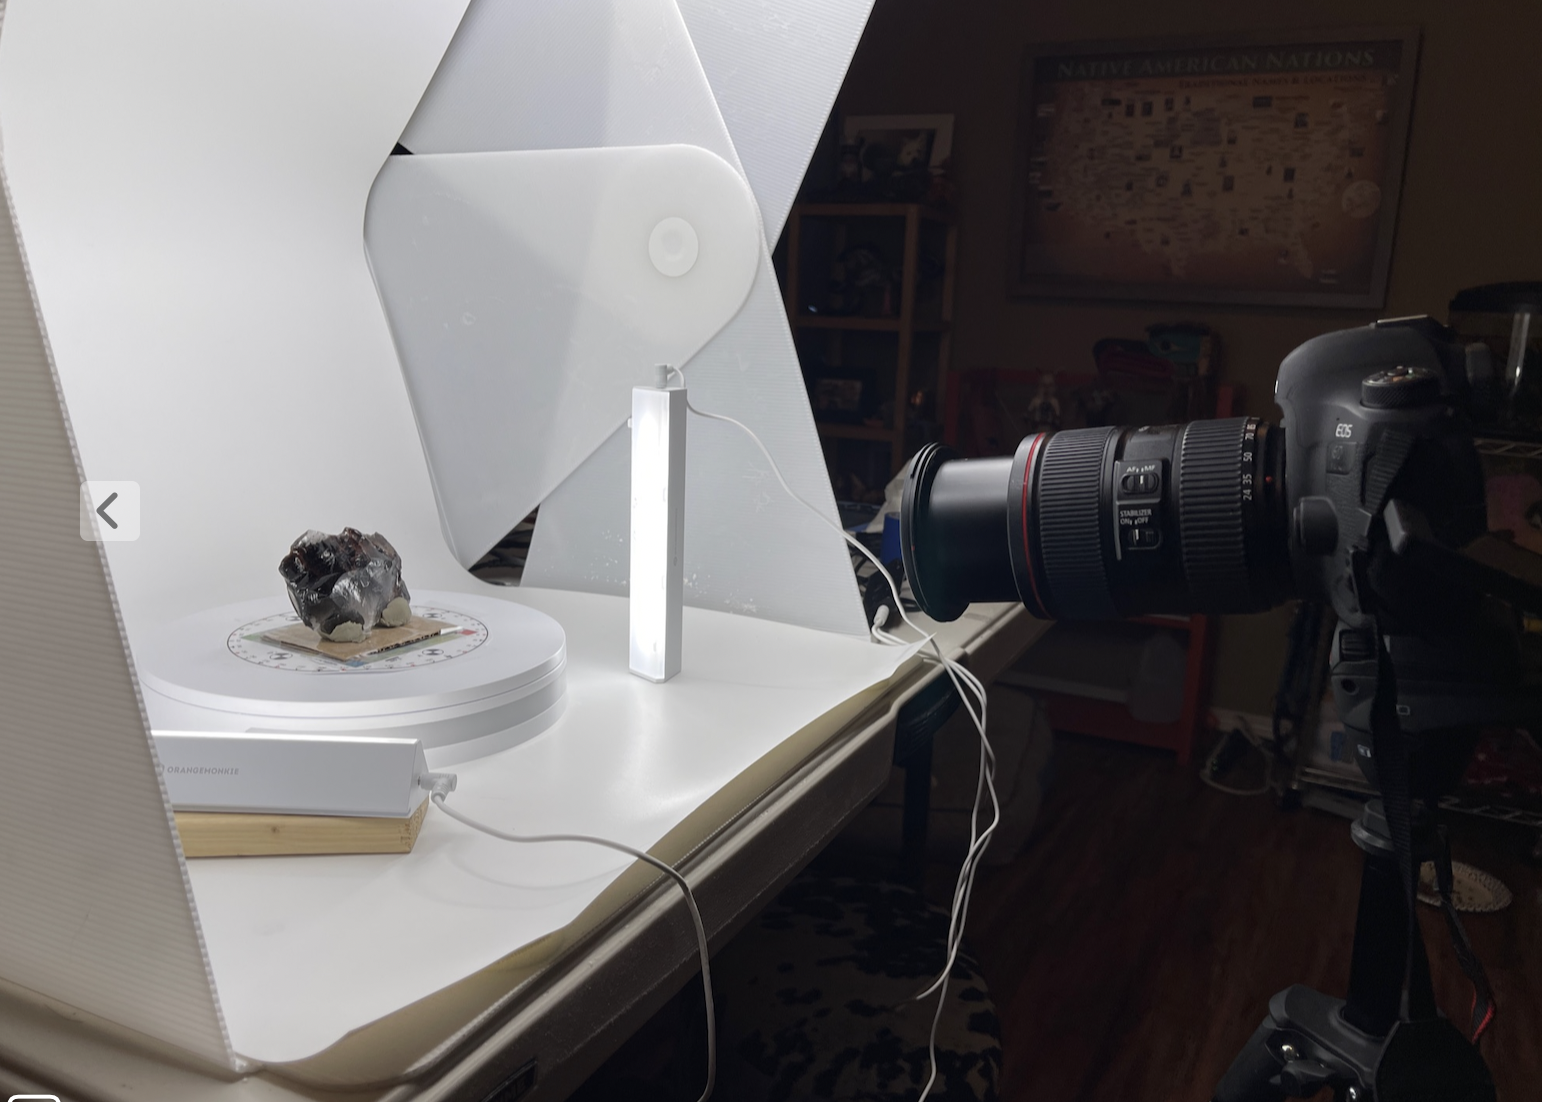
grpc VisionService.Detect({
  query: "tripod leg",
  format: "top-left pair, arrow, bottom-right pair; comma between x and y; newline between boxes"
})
1342,842 -> 1410,1035
1212,1016 -> 1288,1102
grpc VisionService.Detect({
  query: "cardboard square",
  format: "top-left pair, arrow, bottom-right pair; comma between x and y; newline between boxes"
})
261,615 -> 456,662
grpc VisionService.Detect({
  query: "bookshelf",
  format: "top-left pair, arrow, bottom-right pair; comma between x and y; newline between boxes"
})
782,202 -> 957,478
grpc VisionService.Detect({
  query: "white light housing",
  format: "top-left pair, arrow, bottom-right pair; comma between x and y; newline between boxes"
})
630,370 -> 686,682
152,731 -> 431,818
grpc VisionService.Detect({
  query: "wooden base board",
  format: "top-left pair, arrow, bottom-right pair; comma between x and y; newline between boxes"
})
175,799 -> 429,858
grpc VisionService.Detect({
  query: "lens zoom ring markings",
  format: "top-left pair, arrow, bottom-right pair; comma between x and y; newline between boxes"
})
1178,418 -> 1252,607
1037,427 -> 1120,619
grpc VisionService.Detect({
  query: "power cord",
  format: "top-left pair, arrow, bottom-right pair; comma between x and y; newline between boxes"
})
428,371 -> 996,1102
676,368 -> 998,1101
420,773 -> 716,1102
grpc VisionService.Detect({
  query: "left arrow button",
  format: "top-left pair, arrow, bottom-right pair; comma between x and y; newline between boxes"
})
80,482 -> 140,542
95,491 -> 120,529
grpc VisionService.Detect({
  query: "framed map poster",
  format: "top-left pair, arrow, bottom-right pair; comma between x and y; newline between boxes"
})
1009,29 -> 1420,307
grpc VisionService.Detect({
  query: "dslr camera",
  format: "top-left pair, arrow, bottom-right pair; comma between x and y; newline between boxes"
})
901,314 -> 1542,1102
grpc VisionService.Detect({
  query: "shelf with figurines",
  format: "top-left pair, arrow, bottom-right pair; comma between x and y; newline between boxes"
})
778,115 -> 960,480
783,207 -> 957,477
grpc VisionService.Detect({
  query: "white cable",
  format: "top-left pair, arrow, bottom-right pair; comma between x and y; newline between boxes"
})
424,371 -> 988,1102
878,619 -> 1000,1011
874,617 -> 999,1007
680,381 -> 997,1101
426,781 -> 716,1102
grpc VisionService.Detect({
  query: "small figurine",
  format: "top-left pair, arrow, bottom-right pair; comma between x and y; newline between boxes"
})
1029,372 -> 1063,433
896,131 -> 930,172
833,245 -> 899,317
885,131 -> 934,201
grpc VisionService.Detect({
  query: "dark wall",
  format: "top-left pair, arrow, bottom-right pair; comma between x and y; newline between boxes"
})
839,0 -> 1542,713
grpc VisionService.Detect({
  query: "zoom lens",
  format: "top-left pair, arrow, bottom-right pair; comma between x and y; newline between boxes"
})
901,418 -> 1292,621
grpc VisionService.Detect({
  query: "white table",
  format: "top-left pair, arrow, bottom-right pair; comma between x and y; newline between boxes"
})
0,598 -> 1045,1102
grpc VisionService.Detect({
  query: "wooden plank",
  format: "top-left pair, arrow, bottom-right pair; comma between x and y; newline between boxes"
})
175,800 -> 429,858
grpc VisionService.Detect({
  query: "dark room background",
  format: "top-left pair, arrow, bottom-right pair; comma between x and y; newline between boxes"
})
827,0 -> 1542,714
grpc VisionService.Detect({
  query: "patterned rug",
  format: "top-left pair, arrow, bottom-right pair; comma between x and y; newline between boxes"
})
712,873 -> 1000,1101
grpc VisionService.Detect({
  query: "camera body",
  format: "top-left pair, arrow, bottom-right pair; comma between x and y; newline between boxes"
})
1275,316 -> 1489,632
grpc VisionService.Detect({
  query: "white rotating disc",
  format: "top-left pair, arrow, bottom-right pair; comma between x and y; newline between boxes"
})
139,590 -> 566,765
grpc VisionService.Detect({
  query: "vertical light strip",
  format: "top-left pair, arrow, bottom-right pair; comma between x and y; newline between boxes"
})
630,374 -> 686,682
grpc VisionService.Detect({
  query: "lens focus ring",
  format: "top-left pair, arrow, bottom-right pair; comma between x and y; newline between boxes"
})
1178,418 -> 1254,608
1036,427 -> 1120,619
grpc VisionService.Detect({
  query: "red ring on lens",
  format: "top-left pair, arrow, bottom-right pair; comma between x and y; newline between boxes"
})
1016,432 -> 1051,618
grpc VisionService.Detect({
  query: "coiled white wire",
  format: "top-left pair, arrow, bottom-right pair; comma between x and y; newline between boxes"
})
680,372 -> 999,1101
428,789 -> 717,1101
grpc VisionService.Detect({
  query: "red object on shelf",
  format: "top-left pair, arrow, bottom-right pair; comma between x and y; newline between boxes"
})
1037,609 -> 1215,766
1461,727 -> 1542,809
942,372 -> 1238,765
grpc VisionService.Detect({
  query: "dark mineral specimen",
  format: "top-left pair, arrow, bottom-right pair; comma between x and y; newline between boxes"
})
279,528 -> 412,642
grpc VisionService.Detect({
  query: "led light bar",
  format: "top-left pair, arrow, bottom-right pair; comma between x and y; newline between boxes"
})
630,369 -> 686,682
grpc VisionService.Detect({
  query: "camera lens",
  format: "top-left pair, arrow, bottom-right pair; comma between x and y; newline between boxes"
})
901,417 -> 1292,621
901,447 -> 1021,622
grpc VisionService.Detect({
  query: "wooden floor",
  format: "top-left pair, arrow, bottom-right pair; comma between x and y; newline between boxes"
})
571,733 -> 1542,1100
968,734 -> 1542,1102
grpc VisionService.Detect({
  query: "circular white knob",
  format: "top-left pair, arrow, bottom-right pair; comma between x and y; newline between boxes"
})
648,217 -> 699,278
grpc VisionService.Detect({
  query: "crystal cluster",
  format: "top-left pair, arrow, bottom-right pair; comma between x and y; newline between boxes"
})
279,528 -> 411,642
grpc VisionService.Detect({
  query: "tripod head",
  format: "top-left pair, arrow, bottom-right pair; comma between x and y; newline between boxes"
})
1331,497 -> 1542,800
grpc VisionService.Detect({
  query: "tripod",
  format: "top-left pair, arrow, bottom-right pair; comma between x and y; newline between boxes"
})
1211,799 -> 1494,1102
1208,491 -> 1542,1101
1213,621 -> 1542,1098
